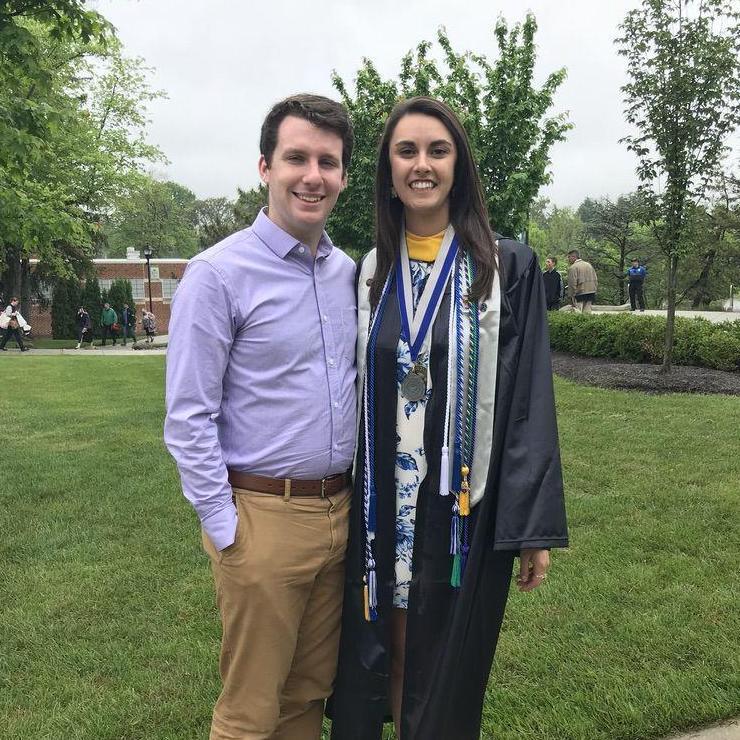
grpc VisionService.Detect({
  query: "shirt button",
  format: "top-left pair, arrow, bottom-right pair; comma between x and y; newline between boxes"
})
333,401 -> 339,408
298,246 -> 305,254
328,358 -> 335,367
322,315 -> 328,322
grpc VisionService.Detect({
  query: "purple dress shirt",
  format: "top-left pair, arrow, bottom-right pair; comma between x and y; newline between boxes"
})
164,210 -> 357,551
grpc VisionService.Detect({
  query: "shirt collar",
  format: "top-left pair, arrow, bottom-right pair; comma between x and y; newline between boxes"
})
252,208 -> 335,261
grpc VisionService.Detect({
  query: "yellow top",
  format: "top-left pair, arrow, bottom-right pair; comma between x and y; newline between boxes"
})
405,229 -> 446,262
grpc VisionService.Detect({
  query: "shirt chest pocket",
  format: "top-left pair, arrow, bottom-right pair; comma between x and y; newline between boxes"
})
327,306 -> 357,362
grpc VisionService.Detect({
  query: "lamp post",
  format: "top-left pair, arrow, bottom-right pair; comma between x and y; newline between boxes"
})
143,247 -> 153,314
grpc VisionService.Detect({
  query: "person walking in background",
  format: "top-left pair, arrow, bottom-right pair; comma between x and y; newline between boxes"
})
627,257 -> 647,312
566,249 -> 598,313
75,306 -> 93,348
100,302 -> 118,346
543,256 -> 563,311
0,297 -> 30,351
121,303 -> 137,345
142,309 -> 156,343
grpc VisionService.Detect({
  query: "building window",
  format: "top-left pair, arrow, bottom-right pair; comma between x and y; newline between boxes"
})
99,279 -> 112,292
161,278 -> 180,299
129,279 -> 145,299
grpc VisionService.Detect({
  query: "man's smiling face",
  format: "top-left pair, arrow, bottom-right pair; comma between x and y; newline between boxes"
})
259,115 -> 346,249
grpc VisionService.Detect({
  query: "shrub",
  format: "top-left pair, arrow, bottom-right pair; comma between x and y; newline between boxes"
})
695,334 -> 740,372
547,312 -> 740,372
51,278 -> 81,339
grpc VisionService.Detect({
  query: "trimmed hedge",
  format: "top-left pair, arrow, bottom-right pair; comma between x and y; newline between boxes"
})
547,312 -> 740,372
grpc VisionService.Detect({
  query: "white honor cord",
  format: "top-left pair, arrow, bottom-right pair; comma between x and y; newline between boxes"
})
362,372 -> 373,541
362,271 -> 392,539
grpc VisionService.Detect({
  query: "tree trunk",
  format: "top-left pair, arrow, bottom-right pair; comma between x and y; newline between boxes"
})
2,246 -> 21,302
20,258 -> 31,320
618,241 -> 626,305
690,249 -> 717,309
661,253 -> 679,374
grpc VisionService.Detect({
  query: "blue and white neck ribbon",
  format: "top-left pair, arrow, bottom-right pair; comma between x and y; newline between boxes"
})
396,225 -> 459,365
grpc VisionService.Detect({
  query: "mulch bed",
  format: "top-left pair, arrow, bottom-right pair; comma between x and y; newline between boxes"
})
551,351 -> 740,396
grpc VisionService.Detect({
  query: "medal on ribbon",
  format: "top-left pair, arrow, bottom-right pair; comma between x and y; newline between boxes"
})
396,226 -> 459,401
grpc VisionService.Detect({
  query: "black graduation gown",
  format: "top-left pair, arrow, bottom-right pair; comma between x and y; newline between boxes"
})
329,238 -> 568,740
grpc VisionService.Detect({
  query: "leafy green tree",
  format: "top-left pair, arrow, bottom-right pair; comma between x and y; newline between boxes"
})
527,202 -> 585,265
578,194 -> 653,304
105,177 -> 199,258
328,17 -> 571,253
1,7 -> 164,294
51,277 -> 80,338
617,0 -> 740,371
80,275 -> 103,334
528,196 -> 552,229
193,197 -> 238,249
234,185 -> 269,230
678,174 -> 740,308
329,62 -> 398,253
106,278 -> 134,321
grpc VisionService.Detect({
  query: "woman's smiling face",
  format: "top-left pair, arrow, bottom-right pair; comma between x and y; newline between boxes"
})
389,113 -> 457,232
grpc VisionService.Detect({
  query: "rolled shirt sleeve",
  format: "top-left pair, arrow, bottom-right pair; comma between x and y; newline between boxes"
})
164,260 -> 238,551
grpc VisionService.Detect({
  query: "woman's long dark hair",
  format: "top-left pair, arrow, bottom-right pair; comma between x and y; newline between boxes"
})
370,96 -> 497,306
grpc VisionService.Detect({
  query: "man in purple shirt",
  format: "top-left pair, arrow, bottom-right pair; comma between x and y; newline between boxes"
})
164,94 -> 356,740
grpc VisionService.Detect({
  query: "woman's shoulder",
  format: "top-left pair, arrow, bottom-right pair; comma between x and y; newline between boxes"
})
357,247 -> 377,267
356,248 -> 377,278
495,235 -> 537,289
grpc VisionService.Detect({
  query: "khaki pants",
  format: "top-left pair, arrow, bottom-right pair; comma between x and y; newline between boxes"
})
574,292 -> 595,314
202,486 -> 350,740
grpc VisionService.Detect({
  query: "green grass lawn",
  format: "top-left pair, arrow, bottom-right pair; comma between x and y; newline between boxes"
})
28,338 -> 144,349
1,356 -> 738,740
26,337 -> 80,348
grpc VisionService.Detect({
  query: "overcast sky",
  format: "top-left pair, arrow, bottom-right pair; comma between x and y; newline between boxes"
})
95,0 -> 644,208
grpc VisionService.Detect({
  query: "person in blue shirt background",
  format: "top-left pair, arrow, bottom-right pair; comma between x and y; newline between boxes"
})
627,257 -> 647,311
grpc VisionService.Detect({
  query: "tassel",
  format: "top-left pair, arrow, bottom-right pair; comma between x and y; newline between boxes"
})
439,446 -> 450,496
363,576 -> 370,622
450,503 -> 459,555
368,567 -> 377,609
451,552 -> 461,587
367,558 -> 378,621
459,464 -> 470,516
459,491 -> 470,516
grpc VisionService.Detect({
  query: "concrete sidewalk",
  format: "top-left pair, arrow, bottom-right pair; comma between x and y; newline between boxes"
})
592,307 -> 740,324
0,336 -> 168,356
665,719 -> 740,739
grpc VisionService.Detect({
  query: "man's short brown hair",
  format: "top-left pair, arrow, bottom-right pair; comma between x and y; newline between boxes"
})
260,94 -> 354,173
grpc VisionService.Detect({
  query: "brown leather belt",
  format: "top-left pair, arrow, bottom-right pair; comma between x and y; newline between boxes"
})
227,469 -> 351,498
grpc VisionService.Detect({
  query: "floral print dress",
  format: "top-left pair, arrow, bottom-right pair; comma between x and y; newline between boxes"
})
394,259 -> 434,608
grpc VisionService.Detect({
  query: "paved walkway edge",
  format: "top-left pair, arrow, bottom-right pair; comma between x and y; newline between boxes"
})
664,718 -> 740,740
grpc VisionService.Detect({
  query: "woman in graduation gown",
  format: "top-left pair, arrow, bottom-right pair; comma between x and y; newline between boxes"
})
329,97 -> 568,740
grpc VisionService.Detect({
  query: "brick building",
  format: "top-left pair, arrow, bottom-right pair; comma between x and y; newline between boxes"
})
29,248 -> 189,336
